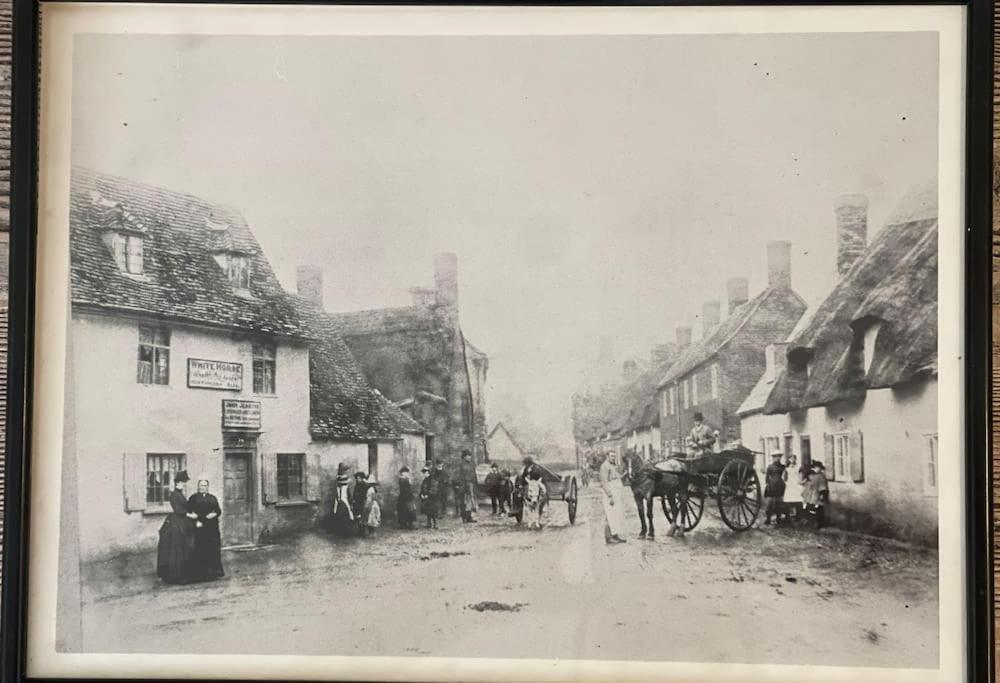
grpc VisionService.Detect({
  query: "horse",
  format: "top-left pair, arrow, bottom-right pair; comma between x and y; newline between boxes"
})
622,450 -> 690,539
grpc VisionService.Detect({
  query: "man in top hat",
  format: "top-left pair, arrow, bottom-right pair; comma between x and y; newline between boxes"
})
432,459 -> 451,519
484,463 -> 506,515
686,412 -> 717,457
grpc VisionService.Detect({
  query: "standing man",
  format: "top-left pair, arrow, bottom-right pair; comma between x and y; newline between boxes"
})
433,459 -> 451,521
484,463 -> 505,515
458,450 -> 479,523
351,471 -> 369,536
686,412 -> 717,457
599,450 -> 627,544
763,452 -> 788,526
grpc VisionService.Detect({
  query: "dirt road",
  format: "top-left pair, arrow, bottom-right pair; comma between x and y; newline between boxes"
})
79,487 -> 938,667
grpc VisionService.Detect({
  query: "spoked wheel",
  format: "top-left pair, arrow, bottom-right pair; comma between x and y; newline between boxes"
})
717,459 -> 762,531
566,478 -> 578,524
660,482 -> 705,532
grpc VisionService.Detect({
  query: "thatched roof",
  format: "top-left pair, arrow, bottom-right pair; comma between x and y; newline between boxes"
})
763,182 -> 937,414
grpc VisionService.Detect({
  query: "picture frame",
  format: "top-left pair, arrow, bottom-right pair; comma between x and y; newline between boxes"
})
1,1 -> 993,681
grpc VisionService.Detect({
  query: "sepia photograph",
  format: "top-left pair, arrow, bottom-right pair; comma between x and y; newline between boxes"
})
20,4 -> 974,682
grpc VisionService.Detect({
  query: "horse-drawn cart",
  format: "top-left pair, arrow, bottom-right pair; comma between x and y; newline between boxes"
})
510,462 -> 580,525
653,446 -> 762,533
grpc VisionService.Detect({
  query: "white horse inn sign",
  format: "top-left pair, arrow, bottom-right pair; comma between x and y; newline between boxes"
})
187,358 -> 244,391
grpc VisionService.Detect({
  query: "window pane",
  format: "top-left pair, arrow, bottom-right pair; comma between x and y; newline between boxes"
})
112,233 -> 127,271
155,348 -> 170,385
139,327 -> 154,345
127,236 -> 143,274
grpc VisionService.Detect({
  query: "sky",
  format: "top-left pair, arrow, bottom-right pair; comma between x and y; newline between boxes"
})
71,31 -> 939,445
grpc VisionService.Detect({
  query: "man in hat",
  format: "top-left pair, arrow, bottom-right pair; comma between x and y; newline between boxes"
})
351,471 -> 369,535
511,455 -> 537,524
331,463 -> 355,536
686,412 -> 717,457
484,463 -> 506,515
419,465 -> 440,528
763,452 -> 788,526
457,450 -> 479,523
432,459 -> 451,519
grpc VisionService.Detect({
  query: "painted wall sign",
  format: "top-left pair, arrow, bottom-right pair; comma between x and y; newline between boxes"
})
222,399 -> 261,430
188,358 -> 243,391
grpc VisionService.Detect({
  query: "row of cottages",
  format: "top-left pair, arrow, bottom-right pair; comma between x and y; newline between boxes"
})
655,244 -> 808,454
739,185 -> 938,545
303,254 -> 489,467
66,167 -> 429,565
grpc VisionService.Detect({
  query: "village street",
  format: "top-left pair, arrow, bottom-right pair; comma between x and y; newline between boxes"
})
79,487 -> 938,668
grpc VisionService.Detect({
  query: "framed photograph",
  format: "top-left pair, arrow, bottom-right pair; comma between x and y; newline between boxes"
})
2,2 -> 993,682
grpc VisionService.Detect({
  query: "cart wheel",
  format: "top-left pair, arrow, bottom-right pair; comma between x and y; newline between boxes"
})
717,459 -> 762,531
567,478 -> 578,524
661,483 -> 705,531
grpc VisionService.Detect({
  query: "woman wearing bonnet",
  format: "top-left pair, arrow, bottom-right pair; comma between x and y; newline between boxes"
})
188,475 -> 224,581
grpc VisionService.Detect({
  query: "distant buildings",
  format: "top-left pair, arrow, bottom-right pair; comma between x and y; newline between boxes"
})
656,244 -> 807,454
739,186 -> 938,544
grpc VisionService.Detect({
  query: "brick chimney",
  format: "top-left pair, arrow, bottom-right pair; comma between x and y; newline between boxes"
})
766,240 -> 792,289
410,286 -> 436,307
433,253 -> 459,313
650,343 -> 677,367
623,359 -> 639,383
296,265 -> 324,307
676,326 -> 692,348
834,194 -> 869,276
702,300 -> 721,336
726,277 -> 749,314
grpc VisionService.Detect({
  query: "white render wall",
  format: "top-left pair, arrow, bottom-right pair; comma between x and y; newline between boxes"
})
739,379 -> 938,544
626,426 -> 661,460
69,310 -> 312,562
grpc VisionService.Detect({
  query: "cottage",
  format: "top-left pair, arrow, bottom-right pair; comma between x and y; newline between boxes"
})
739,187 -> 938,545
488,421 -> 531,465
656,245 -> 808,453
65,168 -> 421,565
319,255 -> 488,467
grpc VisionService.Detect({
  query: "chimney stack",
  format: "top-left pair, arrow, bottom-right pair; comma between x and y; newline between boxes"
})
433,253 -> 459,312
296,265 -> 324,308
676,326 -> 692,348
650,343 -> 677,367
622,359 -> 639,383
726,277 -> 749,314
702,300 -> 721,337
834,194 -> 869,276
766,240 -> 792,289
410,286 -> 436,307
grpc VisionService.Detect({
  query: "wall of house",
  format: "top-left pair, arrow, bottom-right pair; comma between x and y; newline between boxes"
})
741,379 -> 938,545
626,426 -> 661,461
69,310 -> 313,563
488,430 -> 523,463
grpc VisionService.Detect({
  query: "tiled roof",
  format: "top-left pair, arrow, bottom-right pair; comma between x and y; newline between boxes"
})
291,295 -> 423,440
657,286 -> 807,389
70,167 -> 305,338
764,182 -> 938,413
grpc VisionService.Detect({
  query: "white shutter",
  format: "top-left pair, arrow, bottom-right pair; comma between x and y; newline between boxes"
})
305,454 -> 321,502
262,452 -> 278,504
123,452 -> 147,512
849,431 -> 864,482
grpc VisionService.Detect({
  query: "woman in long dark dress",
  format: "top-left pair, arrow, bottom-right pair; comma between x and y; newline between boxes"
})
156,471 -> 196,584
188,477 -> 224,581
331,463 -> 355,537
396,467 -> 417,529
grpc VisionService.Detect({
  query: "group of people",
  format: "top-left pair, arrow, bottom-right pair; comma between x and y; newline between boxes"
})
330,465 -> 383,537
763,452 -> 830,528
156,471 -> 225,585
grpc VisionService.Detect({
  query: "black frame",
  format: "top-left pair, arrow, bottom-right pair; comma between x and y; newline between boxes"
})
0,1 -> 993,681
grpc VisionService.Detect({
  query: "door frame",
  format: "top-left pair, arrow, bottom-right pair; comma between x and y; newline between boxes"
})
222,447 -> 256,547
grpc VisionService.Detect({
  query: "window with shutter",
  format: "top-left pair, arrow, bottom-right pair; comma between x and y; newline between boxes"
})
145,453 -> 186,510
261,452 -> 278,504
849,431 -> 864,482
306,454 -> 322,502
833,434 -> 850,481
691,374 -> 699,405
277,453 -> 305,501
123,452 -> 148,512
710,363 -> 720,399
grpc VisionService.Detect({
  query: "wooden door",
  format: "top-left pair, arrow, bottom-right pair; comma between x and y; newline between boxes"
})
223,452 -> 253,546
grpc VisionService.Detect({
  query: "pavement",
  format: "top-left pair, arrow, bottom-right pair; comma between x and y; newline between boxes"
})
78,486 -> 939,667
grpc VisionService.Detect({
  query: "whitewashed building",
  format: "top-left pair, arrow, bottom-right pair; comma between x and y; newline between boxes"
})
738,187 -> 938,545
66,168 -> 423,565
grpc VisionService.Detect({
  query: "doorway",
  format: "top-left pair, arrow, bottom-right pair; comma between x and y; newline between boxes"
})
223,451 -> 254,546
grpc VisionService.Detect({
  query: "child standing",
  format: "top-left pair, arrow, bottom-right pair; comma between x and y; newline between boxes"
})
363,475 -> 381,537
802,461 -> 830,529
419,466 -> 439,529
524,471 -> 546,530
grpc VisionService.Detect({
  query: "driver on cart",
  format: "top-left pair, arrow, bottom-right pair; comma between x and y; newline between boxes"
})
686,412 -> 718,458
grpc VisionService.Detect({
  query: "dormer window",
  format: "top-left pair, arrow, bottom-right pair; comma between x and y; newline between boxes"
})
111,232 -> 144,274
851,315 -> 883,376
227,255 -> 251,291
94,195 -> 146,275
